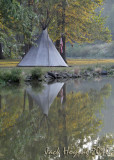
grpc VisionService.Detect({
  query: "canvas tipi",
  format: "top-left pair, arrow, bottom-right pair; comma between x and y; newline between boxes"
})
26,82 -> 64,115
18,29 -> 68,67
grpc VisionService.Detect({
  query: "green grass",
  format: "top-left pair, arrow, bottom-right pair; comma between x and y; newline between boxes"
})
0,68 -> 22,85
0,59 -> 114,78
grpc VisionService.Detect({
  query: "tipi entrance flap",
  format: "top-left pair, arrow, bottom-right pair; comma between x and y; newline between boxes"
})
35,29 -> 50,66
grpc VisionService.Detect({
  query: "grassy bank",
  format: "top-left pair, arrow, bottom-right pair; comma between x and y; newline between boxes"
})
0,59 -> 114,76
1,59 -> 114,86
1,59 -> 114,67
67,59 -> 114,66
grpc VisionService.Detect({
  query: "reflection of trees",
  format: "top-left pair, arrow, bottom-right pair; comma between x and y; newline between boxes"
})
0,86 -> 24,136
0,82 -> 43,136
47,83 -> 113,160
0,95 -> 1,109
0,82 -> 44,160
0,83 -> 113,160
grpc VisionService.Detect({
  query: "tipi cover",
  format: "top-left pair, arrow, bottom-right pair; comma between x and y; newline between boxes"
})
26,82 -> 64,115
18,29 -> 68,67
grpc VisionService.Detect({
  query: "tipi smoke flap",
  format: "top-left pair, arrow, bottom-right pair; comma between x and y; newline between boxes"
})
18,29 -> 68,67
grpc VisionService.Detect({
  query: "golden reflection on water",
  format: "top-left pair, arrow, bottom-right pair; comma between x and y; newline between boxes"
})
0,80 -> 113,160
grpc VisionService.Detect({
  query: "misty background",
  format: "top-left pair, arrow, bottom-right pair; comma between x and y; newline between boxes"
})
66,0 -> 114,58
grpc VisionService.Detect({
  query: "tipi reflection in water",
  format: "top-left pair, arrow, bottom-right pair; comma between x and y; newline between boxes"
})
25,82 -> 64,115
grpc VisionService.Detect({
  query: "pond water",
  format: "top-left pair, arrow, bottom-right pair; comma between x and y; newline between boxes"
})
0,77 -> 114,160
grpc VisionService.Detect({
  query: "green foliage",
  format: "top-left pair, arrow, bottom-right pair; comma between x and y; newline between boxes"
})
0,0 -> 38,58
86,67 -> 94,71
0,0 -> 113,59
66,41 -> 114,58
48,0 -> 111,44
0,0 -> 19,55
0,68 -> 22,83
31,68 -> 42,80
0,79 -> 5,86
10,68 -> 22,82
31,81 -> 44,93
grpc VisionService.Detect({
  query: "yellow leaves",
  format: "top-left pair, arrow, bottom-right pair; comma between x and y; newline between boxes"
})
60,83 -> 111,135
0,104 -> 20,136
0,111 -> 8,117
95,0 -> 104,6
0,153 -> 4,158
0,20 -> 9,31
10,17 -> 14,20
0,22 -> 4,29
48,0 -> 109,43
0,110 -> 19,128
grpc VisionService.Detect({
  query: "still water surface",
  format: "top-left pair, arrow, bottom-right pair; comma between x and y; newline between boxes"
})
0,77 -> 114,160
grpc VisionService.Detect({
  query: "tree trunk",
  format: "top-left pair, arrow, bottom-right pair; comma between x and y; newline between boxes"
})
61,0 -> 66,62
0,95 -> 2,109
58,85 -> 68,158
55,37 -> 66,61
23,91 -> 26,112
23,0 -> 33,55
62,84 -> 66,107
62,35 -> 66,62
55,1 -> 67,62
28,94 -> 33,111
0,43 -> 4,59
55,10 -> 61,54
24,43 -> 31,55
55,39 -> 60,52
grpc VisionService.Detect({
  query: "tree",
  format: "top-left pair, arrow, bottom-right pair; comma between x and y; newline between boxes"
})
0,0 -> 112,59
0,0 -> 19,58
0,0 -> 37,58
48,0 -> 112,60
